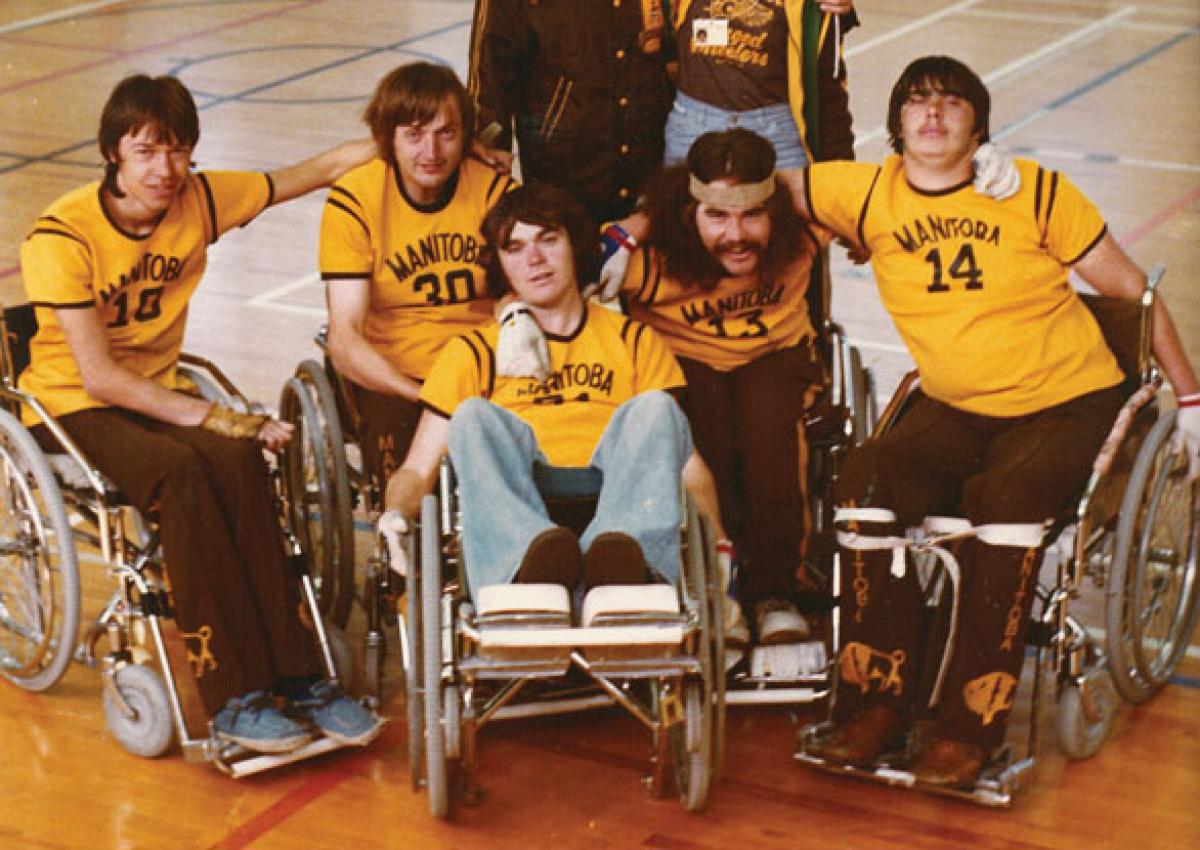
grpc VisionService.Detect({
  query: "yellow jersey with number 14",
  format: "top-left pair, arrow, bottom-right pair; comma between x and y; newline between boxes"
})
807,157 -> 1123,417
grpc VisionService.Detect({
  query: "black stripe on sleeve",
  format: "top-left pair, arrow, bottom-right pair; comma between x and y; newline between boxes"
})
638,247 -> 657,303
1034,166 -> 1046,228
30,299 -> 95,310
196,173 -> 219,245
263,172 -> 276,209
27,225 -> 87,248
321,271 -> 372,281
419,399 -> 453,419
326,197 -> 370,237
855,167 -> 882,250
1044,171 -> 1060,228
1065,224 -> 1108,267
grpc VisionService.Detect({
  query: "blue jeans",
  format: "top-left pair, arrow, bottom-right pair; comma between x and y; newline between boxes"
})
664,91 -> 810,168
446,392 -> 693,599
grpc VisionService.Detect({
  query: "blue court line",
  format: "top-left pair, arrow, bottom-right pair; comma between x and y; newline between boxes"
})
992,24 -> 1200,141
0,18 -> 470,176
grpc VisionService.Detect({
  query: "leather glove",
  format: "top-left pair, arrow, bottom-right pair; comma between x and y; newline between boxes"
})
200,403 -> 269,439
973,142 -> 1020,200
496,300 -> 550,381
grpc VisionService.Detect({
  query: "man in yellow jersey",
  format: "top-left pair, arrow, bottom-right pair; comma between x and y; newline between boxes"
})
614,128 -> 827,648
321,62 -> 518,493
382,183 -> 719,598
776,55 -> 1200,785
20,74 -> 381,753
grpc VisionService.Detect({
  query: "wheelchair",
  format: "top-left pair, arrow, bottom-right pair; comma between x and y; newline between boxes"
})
381,463 -> 726,817
0,304 -> 353,777
279,333 -> 395,700
795,267 -> 1200,806
722,254 -> 878,706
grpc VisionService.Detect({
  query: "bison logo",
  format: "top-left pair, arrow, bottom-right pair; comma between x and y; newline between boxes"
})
963,672 -> 1017,726
181,624 -> 217,679
839,641 -> 906,696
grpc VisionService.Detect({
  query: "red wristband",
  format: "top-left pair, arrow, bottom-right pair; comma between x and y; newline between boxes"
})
1178,392 -> 1200,408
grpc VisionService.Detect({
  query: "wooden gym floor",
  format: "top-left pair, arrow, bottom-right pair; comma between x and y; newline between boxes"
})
1,2 -> 1198,848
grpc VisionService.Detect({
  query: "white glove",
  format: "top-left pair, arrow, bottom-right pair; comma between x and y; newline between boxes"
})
1172,396 -> 1200,482
377,509 -> 411,577
973,142 -> 1020,200
586,222 -> 636,302
496,300 -> 550,381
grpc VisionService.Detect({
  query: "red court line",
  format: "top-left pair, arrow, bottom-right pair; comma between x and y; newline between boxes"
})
207,750 -> 370,850
0,0 -> 328,97
1123,183 -> 1200,247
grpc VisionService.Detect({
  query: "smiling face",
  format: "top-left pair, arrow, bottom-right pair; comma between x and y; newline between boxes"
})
109,123 -> 192,224
392,97 -> 465,204
496,221 -> 580,312
694,185 -> 772,278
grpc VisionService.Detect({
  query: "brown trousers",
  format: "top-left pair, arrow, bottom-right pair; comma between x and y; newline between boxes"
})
50,408 -> 319,715
348,381 -> 422,499
679,341 -> 823,603
832,385 -> 1123,748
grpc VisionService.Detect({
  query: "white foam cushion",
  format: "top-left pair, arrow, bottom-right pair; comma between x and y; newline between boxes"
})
475,583 -> 571,616
581,584 -> 679,626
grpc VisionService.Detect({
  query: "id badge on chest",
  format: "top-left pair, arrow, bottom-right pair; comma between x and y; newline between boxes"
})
693,18 -> 729,47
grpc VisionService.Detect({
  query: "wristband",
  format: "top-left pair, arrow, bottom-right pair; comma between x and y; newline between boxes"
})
200,403 -> 270,439
602,222 -> 637,251
1178,392 -> 1200,408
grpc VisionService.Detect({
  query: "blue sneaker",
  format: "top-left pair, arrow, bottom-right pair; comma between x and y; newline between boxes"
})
298,681 -> 383,746
213,691 -> 312,753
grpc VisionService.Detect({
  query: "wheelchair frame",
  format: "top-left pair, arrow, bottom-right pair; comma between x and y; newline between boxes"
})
391,464 -> 725,817
795,267 -> 1200,806
0,305 -> 351,777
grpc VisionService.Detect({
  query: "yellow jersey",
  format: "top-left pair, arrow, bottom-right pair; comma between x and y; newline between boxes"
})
19,171 -> 271,422
807,157 -> 1123,416
319,156 -> 517,380
421,302 -> 685,466
621,243 -> 819,371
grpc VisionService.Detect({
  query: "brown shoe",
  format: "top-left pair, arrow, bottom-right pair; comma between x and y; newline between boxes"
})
809,705 -> 906,766
911,737 -> 985,787
583,532 -> 647,587
514,527 -> 582,588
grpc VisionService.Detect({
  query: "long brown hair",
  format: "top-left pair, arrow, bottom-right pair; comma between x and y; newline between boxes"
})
364,62 -> 474,170
645,129 -> 813,291
98,75 -> 199,197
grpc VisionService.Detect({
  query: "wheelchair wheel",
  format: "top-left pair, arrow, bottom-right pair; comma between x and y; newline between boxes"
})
102,663 -> 174,758
420,493 -> 450,818
1056,665 -> 1118,760
1107,410 -> 1200,702
670,680 -> 711,812
684,498 -> 723,777
294,360 -> 356,613
279,373 -> 354,628
0,410 -> 80,692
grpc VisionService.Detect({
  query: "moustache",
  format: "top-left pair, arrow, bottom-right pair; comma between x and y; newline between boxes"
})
714,240 -> 766,257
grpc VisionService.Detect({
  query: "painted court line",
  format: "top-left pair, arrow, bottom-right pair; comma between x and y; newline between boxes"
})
0,0 -> 129,36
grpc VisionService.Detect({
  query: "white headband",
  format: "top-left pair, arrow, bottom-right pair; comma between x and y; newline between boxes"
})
688,173 -> 775,208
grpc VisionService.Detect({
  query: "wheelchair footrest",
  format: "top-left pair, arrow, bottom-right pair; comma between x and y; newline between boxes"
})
746,641 -> 828,681
793,722 -> 1027,807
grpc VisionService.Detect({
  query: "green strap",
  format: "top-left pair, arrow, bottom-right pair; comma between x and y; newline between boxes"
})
800,0 -> 823,160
